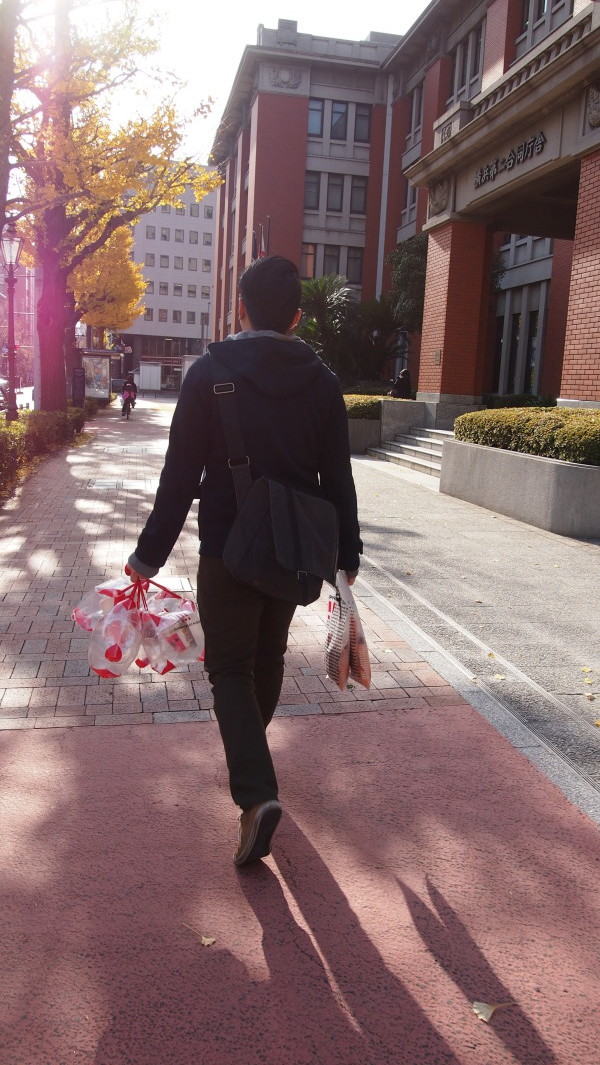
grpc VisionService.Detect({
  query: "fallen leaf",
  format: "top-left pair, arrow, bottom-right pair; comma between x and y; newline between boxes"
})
594,719 -> 600,726
183,923 -> 215,946
472,1001 -> 514,1023
493,674 -> 507,680
475,599 -> 483,604
585,694 -> 595,701
488,652 -> 495,658
584,679 -> 593,685
581,667 -> 593,673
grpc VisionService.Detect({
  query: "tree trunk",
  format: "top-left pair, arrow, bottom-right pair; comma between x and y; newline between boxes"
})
34,0 -> 73,411
36,232 -> 68,411
0,0 -> 20,227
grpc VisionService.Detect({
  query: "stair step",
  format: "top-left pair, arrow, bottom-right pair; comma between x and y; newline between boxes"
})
366,447 -> 442,476
387,440 -> 443,461
409,427 -> 454,440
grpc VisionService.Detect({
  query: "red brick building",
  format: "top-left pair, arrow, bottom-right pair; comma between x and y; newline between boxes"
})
210,2 -> 600,421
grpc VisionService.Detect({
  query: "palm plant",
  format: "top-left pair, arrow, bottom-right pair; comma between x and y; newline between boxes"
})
297,274 -> 351,373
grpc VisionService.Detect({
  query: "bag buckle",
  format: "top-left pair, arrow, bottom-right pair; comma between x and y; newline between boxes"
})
214,382 -> 235,394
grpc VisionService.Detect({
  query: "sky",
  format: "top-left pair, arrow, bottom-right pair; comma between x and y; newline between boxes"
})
141,0 -> 433,163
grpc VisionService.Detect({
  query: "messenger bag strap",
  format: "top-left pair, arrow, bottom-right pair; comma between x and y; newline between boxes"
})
209,352 -> 253,509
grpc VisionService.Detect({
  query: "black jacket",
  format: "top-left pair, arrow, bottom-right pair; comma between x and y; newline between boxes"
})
130,333 -> 362,577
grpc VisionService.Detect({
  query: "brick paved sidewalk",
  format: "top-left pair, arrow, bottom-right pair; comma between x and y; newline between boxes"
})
0,398 -> 471,731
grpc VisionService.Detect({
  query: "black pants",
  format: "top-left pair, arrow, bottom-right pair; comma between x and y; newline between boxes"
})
197,557 -> 297,810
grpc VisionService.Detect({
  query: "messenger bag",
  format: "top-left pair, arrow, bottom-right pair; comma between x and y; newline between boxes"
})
211,353 -> 338,606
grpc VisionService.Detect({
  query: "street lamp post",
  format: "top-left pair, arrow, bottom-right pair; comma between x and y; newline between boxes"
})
1,220 -> 24,422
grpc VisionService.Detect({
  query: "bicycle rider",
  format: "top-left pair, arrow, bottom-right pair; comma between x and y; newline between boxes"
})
122,374 -> 137,418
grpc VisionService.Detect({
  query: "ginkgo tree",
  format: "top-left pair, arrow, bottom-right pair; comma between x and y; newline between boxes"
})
5,0 -> 220,410
69,225 -> 145,334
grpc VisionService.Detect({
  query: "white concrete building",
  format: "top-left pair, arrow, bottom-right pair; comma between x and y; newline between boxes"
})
122,184 -> 217,389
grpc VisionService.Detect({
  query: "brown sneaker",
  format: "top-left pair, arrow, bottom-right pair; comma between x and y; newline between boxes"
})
234,800 -> 282,866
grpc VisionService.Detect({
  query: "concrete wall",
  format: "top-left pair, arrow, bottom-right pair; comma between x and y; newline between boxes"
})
348,419 -> 382,454
440,438 -> 600,537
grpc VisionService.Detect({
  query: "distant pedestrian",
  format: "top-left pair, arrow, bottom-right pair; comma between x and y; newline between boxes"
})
125,255 -> 362,867
121,375 -> 137,418
390,368 -> 412,398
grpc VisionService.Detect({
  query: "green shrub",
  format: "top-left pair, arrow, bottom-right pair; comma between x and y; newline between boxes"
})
343,381 -> 389,396
0,407 -> 88,497
454,407 -> 600,465
482,393 -> 556,409
344,395 -> 382,420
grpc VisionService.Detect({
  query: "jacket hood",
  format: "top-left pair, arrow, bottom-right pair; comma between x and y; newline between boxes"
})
206,336 -> 329,399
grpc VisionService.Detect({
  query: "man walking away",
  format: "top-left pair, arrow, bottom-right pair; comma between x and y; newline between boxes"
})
126,256 -> 362,866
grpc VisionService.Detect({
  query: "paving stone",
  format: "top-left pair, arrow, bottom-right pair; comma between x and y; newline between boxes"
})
153,710 -> 211,723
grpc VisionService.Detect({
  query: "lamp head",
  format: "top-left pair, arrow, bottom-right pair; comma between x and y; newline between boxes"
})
1,220 -> 23,269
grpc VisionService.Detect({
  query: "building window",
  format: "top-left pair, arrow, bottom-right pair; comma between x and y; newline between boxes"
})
190,203 -> 200,217
158,308 -> 168,322
204,205 -> 213,218
159,254 -> 169,268
145,225 -> 155,239
161,204 -> 171,214
174,283 -> 183,296
174,229 -> 184,242
176,205 -> 185,215
201,285 -> 210,299
187,284 -> 197,298
187,311 -> 196,325
354,103 -> 371,143
350,175 -> 367,214
172,310 -> 182,323
308,98 -> 324,137
347,247 -> 363,285
202,232 -> 212,245
202,259 -> 211,272
144,308 -> 153,321
188,257 -> 198,271
161,227 -> 170,241
327,173 -> 344,212
145,280 -> 154,294
201,311 -> 209,327
304,171 -> 320,210
448,21 -> 485,103
331,101 -> 348,141
300,243 -> 316,279
408,82 -> 423,142
159,281 -> 168,295
323,244 -> 340,274
516,0 -> 570,58
174,255 -> 183,269
145,253 -> 155,267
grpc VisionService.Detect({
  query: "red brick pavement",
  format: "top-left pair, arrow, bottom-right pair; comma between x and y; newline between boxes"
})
0,398 -> 470,730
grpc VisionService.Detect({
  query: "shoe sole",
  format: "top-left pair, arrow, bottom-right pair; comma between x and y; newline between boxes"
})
234,801 -> 282,866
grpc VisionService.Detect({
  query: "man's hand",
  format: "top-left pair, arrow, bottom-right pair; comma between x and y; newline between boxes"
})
125,562 -> 145,581
345,571 -> 357,586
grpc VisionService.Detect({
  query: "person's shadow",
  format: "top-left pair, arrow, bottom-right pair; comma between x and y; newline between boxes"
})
398,877 -> 558,1065
241,817 -> 463,1065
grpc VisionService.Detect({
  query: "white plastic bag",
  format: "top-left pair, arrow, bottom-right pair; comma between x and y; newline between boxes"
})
76,577 -> 204,678
88,599 -> 142,678
325,572 -> 371,690
72,577 -> 132,632
139,605 -> 204,675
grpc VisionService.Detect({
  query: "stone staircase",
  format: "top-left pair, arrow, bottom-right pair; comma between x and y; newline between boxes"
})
366,426 -> 454,478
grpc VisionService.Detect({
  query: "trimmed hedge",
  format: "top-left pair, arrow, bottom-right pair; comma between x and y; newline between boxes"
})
344,394 -> 382,420
454,407 -> 600,466
482,393 -> 556,409
0,407 -> 86,496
